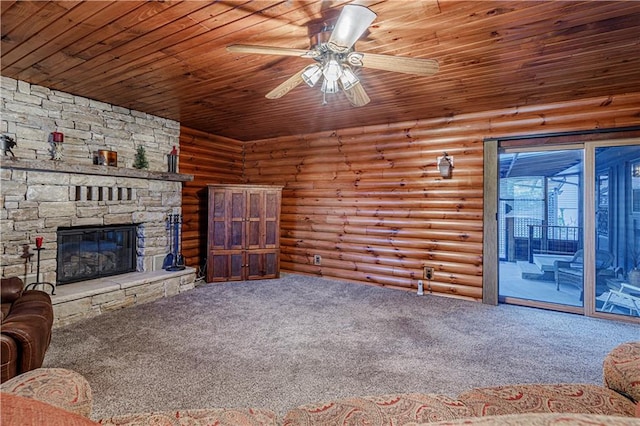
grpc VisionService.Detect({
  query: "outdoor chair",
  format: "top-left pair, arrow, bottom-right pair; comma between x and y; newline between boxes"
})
554,249 -> 615,300
597,282 -> 640,316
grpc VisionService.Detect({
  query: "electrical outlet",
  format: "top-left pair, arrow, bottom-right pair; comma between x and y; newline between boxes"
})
424,266 -> 434,280
313,254 -> 322,266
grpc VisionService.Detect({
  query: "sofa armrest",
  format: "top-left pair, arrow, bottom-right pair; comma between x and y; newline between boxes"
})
1,277 -> 24,304
457,384 -> 636,417
1,334 -> 18,383
0,368 -> 93,418
604,341 -> 640,403
1,318 -> 52,375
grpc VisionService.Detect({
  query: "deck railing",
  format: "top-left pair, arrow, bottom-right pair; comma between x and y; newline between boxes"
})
527,224 -> 582,262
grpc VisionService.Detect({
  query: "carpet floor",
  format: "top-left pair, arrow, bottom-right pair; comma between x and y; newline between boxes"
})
43,273 -> 640,420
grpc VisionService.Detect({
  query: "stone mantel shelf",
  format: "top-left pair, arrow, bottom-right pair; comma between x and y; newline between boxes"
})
0,158 -> 193,182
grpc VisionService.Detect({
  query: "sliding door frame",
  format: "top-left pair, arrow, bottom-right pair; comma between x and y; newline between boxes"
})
585,139 -> 640,322
483,134 -> 640,323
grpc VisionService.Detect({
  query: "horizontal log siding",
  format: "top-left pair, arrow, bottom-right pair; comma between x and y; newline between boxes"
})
180,126 -> 244,270
244,92 -> 640,301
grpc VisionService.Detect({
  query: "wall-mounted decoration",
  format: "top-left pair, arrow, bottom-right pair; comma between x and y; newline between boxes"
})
1,134 -> 17,157
437,152 -> 454,179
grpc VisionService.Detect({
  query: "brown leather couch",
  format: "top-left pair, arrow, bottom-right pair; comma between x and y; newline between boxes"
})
1,277 -> 54,383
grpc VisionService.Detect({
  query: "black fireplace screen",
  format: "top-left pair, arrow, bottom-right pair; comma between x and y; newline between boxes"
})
57,224 -> 137,284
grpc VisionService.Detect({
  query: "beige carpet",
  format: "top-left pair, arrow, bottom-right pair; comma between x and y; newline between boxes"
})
44,273 -> 639,419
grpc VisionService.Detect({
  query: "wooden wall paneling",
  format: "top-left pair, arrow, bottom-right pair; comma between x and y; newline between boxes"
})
179,126 -> 244,272
244,92 -> 640,302
246,135 -> 484,300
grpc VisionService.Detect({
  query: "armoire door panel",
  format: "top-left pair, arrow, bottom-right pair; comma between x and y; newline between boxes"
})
263,190 -> 281,249
265,221 -> 277,246
246,190 -> 265,250
246,250 -> 280,280
229,190 -> 246,250
208,251 -> 244,282
209,191 -> 228,250
212,222 -> 226,248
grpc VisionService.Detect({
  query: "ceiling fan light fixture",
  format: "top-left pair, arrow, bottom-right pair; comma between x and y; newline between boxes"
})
302,64 -> 322,87
230,3 -> 438,107
339,66 -> 359,90
327,5 -> 377,53
321,79 -> 339,94
322,59 -> 343,82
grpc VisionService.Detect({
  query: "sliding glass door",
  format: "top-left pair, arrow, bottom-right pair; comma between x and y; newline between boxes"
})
498,149 -> 584,309
591,144 -> 640,319
495,140 -> 640,321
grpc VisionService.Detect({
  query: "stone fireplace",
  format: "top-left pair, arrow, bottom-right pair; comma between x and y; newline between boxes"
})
1,158 -> 188,286
57,224 -> 138,284
1,76 -> 197,327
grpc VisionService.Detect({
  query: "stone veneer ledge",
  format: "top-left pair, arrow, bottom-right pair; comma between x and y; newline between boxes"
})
49,267 -> 198,328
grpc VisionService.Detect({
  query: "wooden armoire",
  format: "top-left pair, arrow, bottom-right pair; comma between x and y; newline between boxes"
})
207,184 -> 282,282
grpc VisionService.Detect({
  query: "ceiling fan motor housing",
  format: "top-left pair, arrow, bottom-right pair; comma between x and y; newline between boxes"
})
310,30 -> 332,51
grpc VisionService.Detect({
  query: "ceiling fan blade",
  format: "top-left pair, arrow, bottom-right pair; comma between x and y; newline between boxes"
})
227,44 -> 318,59
347,52 -> 439,76
265,68 -> 306,99
342,82 -> 370,107
327,5 -> 377,53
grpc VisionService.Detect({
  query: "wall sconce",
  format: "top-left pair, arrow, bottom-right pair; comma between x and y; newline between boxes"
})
437,152 -> 453,179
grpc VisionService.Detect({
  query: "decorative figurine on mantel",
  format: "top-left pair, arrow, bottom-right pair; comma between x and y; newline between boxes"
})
1,134 -> 17,158
50,131 -> 64,161
133,145 -> 149,169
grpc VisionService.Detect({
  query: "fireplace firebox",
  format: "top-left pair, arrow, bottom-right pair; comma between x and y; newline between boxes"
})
57,224 -> 137,284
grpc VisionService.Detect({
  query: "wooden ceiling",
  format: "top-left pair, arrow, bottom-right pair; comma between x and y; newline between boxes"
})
2,1 -> 639,142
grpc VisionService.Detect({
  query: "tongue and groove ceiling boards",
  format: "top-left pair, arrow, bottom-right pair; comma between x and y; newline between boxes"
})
2,1 -> 639,141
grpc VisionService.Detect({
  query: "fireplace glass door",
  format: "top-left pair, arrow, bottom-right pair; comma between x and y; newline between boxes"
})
57,225 -> 137,284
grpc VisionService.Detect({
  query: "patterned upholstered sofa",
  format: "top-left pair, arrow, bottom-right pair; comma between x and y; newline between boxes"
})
1,342 -> 638,425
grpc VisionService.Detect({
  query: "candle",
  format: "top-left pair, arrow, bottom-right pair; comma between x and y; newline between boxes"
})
35,236 -> 43,249
52,132 -> 64,143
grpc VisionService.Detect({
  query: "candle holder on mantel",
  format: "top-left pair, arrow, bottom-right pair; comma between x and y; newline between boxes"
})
50,131 -> 63,161
24,237 -> 55,294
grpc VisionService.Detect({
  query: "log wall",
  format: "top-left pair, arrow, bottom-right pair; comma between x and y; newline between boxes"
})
243,93 -> 640,301
179,126 -> 244,271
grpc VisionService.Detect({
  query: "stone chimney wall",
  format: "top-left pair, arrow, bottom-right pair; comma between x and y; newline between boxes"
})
1,77 -> 184,286
1,77 -> 178,169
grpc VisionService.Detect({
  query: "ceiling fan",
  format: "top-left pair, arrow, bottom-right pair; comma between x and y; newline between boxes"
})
227,4 -> 439,107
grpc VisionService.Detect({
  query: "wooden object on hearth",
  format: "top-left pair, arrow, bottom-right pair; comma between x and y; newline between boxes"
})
207,184 -> 282,282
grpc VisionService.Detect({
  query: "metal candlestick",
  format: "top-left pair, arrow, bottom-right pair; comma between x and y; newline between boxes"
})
25,246 -> 55,294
